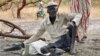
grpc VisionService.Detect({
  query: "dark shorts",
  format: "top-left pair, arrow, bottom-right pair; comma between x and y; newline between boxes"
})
53,24 -> 77,51
54,33 -> 72,49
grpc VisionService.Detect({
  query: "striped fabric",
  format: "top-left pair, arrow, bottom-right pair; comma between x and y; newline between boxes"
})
70,0 -> 91,39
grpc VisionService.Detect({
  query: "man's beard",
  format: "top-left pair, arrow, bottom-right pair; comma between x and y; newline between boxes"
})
49,16 -> 56,25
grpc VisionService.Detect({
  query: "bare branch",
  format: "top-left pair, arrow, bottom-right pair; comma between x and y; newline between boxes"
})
0,19 -> 26,35
0,31 -> 32,39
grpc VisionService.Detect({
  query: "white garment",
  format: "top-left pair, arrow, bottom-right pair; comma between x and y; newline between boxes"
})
29,40 -> 50,56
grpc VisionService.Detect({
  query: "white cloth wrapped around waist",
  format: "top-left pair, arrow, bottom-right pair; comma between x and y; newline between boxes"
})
29,40 -> 50,55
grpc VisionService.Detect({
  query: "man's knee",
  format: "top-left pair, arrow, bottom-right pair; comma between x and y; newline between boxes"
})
68,23 -> 77,29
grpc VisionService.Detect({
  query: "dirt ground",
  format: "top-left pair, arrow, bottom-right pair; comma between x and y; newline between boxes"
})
0,6 -> 100,56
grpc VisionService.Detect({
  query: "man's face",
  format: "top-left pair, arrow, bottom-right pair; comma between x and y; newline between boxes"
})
47,6 -> 57,18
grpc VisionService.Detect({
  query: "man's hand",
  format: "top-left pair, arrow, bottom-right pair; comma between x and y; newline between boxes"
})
3,42 -> 24,51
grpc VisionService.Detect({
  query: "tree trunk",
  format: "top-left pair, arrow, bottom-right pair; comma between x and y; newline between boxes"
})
17,0 -> 26,18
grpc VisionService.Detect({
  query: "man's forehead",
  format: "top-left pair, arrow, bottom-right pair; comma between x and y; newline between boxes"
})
47,5 -> 57,9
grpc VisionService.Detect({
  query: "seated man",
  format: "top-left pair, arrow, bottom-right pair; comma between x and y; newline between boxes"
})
3,1 -> 81,56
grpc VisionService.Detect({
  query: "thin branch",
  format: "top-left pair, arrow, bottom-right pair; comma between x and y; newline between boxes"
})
57,0 -> 62,12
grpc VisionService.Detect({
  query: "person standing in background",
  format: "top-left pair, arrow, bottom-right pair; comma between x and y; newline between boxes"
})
37,0 -> 45,18
70,0 -> 91,43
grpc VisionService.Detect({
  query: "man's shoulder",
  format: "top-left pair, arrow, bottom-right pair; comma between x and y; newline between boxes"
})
57,12 -> 69,17
57,12 -> 69,15
57,12 -> 78,15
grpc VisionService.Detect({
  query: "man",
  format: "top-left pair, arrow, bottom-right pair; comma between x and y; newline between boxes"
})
4,1 -> 82,56
23,1 -> 82,55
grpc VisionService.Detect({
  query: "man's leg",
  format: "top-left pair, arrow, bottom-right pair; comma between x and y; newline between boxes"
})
53,34 -> 71,48
68,23 -> 77,55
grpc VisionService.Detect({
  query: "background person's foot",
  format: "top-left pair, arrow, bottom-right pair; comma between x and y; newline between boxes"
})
80,35 -> 87,43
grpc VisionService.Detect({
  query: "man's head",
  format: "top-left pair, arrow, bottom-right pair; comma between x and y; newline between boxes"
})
47,2 -> 58,18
